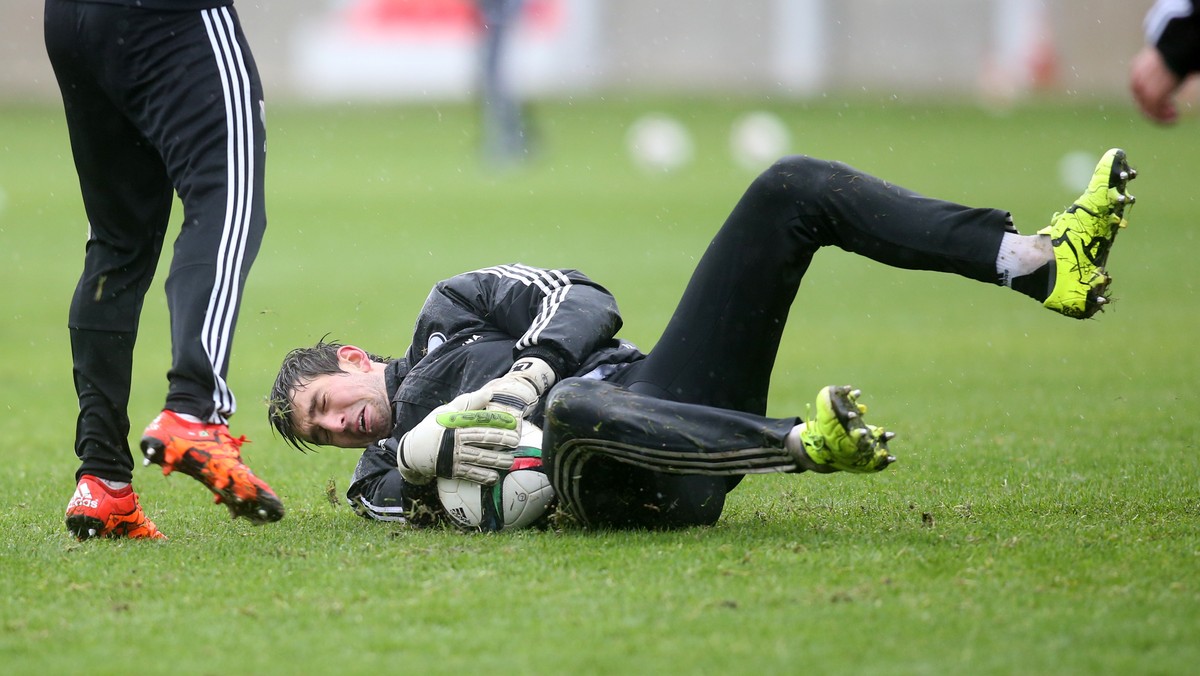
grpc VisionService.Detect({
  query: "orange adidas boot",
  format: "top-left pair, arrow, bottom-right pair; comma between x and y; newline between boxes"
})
65,474 -> 165,540
141,410 -> 284,524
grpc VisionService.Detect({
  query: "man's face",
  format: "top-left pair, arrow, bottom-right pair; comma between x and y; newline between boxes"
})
288,347 -> 392,448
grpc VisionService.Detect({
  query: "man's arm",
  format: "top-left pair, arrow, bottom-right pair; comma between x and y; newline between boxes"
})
431,263 -> 624,377
438,264 -> 624,418
345,444 -> 442,524
1133,0 -> 1200,123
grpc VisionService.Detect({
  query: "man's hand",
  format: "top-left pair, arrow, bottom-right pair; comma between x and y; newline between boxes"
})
395,398 -> 518,486
1131,45 -> 1184,124
472,356 -> 557,418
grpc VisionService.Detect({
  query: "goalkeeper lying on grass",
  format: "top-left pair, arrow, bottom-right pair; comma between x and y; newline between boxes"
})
268,150 -> 1137,531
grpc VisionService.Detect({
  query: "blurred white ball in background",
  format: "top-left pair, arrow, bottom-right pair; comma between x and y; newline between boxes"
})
1058,150 -> 1096,192
730,111 -> 791,171
627,114 -> 694,174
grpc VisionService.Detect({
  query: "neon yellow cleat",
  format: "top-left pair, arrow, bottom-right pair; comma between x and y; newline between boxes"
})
1041,148 -> 1137,319
797,386 -> 895,473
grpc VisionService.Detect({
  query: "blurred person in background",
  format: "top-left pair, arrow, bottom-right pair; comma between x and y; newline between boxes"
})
477,0 -> 534,165
47,0 -> 285,540
1131,0 -> 1200,123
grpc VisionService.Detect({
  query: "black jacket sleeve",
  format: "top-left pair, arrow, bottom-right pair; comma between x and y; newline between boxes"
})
1147,0 -> 1200,78
346,443 -> 441,525
412,264 -> 624,379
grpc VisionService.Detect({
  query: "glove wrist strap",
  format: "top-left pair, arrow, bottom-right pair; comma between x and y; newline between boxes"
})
509,356 -> 557,395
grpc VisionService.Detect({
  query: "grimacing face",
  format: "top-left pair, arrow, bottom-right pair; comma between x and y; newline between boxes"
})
287,346 -> 392,448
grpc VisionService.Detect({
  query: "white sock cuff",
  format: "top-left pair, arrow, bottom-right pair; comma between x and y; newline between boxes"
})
995,232 -> 1052,286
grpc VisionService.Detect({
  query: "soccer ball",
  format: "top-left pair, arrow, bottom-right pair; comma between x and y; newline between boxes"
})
437,423 -> 555,532
626,114 -> 694,173
730,111 -> 790,171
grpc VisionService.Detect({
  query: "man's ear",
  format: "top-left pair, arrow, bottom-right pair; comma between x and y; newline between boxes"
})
335,345 -> 372,373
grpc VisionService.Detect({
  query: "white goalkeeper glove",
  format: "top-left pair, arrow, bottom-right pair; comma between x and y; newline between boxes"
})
473,356 -> 557,418
394,396 -> 519,486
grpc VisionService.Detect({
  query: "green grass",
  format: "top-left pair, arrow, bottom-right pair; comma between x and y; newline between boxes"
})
1,96 -> 1198,675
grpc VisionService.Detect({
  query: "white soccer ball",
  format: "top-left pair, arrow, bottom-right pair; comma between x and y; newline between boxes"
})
627,114 -> 694,173
730,111 -> 791,171
437,422 -> 555,531
1058,150 -> 1096,192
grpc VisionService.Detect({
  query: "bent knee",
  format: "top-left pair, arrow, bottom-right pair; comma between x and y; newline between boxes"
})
544,378 -> 607,429
741,154 -> 839,211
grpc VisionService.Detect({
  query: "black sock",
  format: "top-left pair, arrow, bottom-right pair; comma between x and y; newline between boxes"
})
1010,262 -> 1053,302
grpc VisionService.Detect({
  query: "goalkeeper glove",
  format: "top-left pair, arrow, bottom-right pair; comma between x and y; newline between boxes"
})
473,356 -> 557,418
394,396 -> 518,486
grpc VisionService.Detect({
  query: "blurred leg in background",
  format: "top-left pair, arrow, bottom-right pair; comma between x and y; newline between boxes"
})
477,0 -> 533,166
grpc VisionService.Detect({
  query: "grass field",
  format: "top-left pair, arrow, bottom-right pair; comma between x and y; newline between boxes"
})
1,96 -> 1197,675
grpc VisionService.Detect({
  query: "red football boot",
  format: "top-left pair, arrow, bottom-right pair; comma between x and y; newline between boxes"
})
141,410 -> 284,524
65,475 -> 165,540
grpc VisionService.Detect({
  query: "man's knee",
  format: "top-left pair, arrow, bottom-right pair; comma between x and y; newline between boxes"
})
751,154 -> 832,200
544,379 -> 728,529
544,378 -> 609,435
731,155 -> 842,241
652,474 -> 726,528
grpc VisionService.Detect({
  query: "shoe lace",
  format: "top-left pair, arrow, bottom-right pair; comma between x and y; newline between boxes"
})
208,428 -> 249,457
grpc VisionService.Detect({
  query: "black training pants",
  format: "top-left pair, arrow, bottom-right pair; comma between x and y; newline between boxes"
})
544,155 -> 1014,529
45,1 -> 266,482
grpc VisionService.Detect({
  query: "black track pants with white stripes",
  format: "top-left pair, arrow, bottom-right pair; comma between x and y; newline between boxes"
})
543,155 -> 1014,529
46,2 -> 266,482
544,378 -> 801,529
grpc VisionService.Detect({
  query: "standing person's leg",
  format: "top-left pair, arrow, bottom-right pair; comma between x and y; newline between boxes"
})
138,7 -> 268,426
53,51 -> 174,485
47,0 -> 172,539
135,7 -> 281,523
58,6 -> 283,524
477,0 -> 528,164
